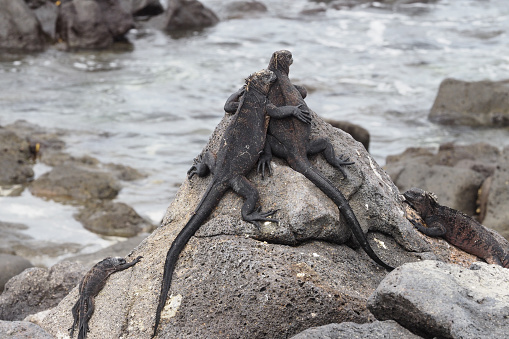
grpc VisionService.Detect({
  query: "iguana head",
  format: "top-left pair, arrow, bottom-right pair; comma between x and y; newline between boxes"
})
268,50 -> 293,75
245,69 -> 277,95
97,256 -> 127,269
403,187 -> 438,216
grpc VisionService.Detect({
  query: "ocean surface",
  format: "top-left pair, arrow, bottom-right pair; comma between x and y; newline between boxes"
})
1,0 -> 508,266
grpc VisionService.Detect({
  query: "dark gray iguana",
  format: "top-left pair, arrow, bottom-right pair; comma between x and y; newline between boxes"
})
404,187 -> 509,268
225,50 -> 394,271
152,69 -> 311,337
69,256 -> 142,339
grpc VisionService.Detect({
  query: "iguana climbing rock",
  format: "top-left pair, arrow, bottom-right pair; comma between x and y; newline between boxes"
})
69,256 -> 142,339
403,187 -> 509,268
153,69 -> 310,337
225,50 -> 393,270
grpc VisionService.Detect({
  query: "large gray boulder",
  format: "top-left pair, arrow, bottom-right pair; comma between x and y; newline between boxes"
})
29,164 -> 120,204
163,0 -> 219,31
0,261 -> 86,321
368,260 -> 509,338
385,142 -> 499,216
0,0 -> 46,51
39,110 -> 440,338
75,201 -> 154,237
56,0 -> 134,50
429,78 -> 509,127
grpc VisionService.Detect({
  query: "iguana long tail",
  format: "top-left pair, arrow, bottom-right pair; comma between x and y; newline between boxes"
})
153,181 -> 228,337
287,157 -> 394,271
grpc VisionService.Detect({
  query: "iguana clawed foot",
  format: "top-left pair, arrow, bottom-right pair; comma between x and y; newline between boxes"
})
294,104 -> 312,124
334,155 -> 354,179
245,207 -> 278,229
257,154 -> 272,179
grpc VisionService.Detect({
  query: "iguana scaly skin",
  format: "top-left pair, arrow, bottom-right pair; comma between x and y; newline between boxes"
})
69,256 -> 142,339
404,187 -> 509,268
226,50 -> 393,270
153,69 -> 310,337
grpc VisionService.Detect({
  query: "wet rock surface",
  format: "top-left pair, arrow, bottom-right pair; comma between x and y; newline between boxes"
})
162,0 -> 219,31
0,220 -> 83,268
0,0 -> 47,52
75,201 -> 154,237
30,164 -> 120,203
0,128 -> 34,186
128,0 -> 164,17
221,1 -> 268,19
0,261 -> 87,321
368,260 -> 509,339
56,0 -> 134,50
430,78 -> 509,127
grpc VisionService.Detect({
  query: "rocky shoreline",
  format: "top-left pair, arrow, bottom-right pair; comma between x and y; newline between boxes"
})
1,107 -> 506,338
0,120 -> 154,291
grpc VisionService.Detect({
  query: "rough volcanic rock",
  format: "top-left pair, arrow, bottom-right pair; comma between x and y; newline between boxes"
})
39,109 -> 437,338
429,78 -> 509,127
0,261 -> 86,321
0,0 -> 47,52
368,260 -> 509,339
290,320 -> 423,339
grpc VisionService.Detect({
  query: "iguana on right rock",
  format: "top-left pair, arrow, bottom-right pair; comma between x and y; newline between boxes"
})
404,187 -> 509,268
225,50 -> 394,271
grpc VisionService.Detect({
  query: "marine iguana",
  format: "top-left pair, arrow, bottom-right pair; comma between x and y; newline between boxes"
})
403,187 -> 509,268
152,69 -> 310,337
225,50 -> 394,271
69,256 -> 142,339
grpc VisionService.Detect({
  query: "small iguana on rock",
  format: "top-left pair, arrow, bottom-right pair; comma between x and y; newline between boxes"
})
403,187 -> 509,268
69,256 -> 142,339
225,50 -> 393,271
152,69 -> 310,337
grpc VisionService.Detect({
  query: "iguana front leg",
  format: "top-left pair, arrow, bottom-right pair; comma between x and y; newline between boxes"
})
409,216 -> 447,238
266,103 -> 311,124
224,87 -> 245,114
307,138 -> 354,179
